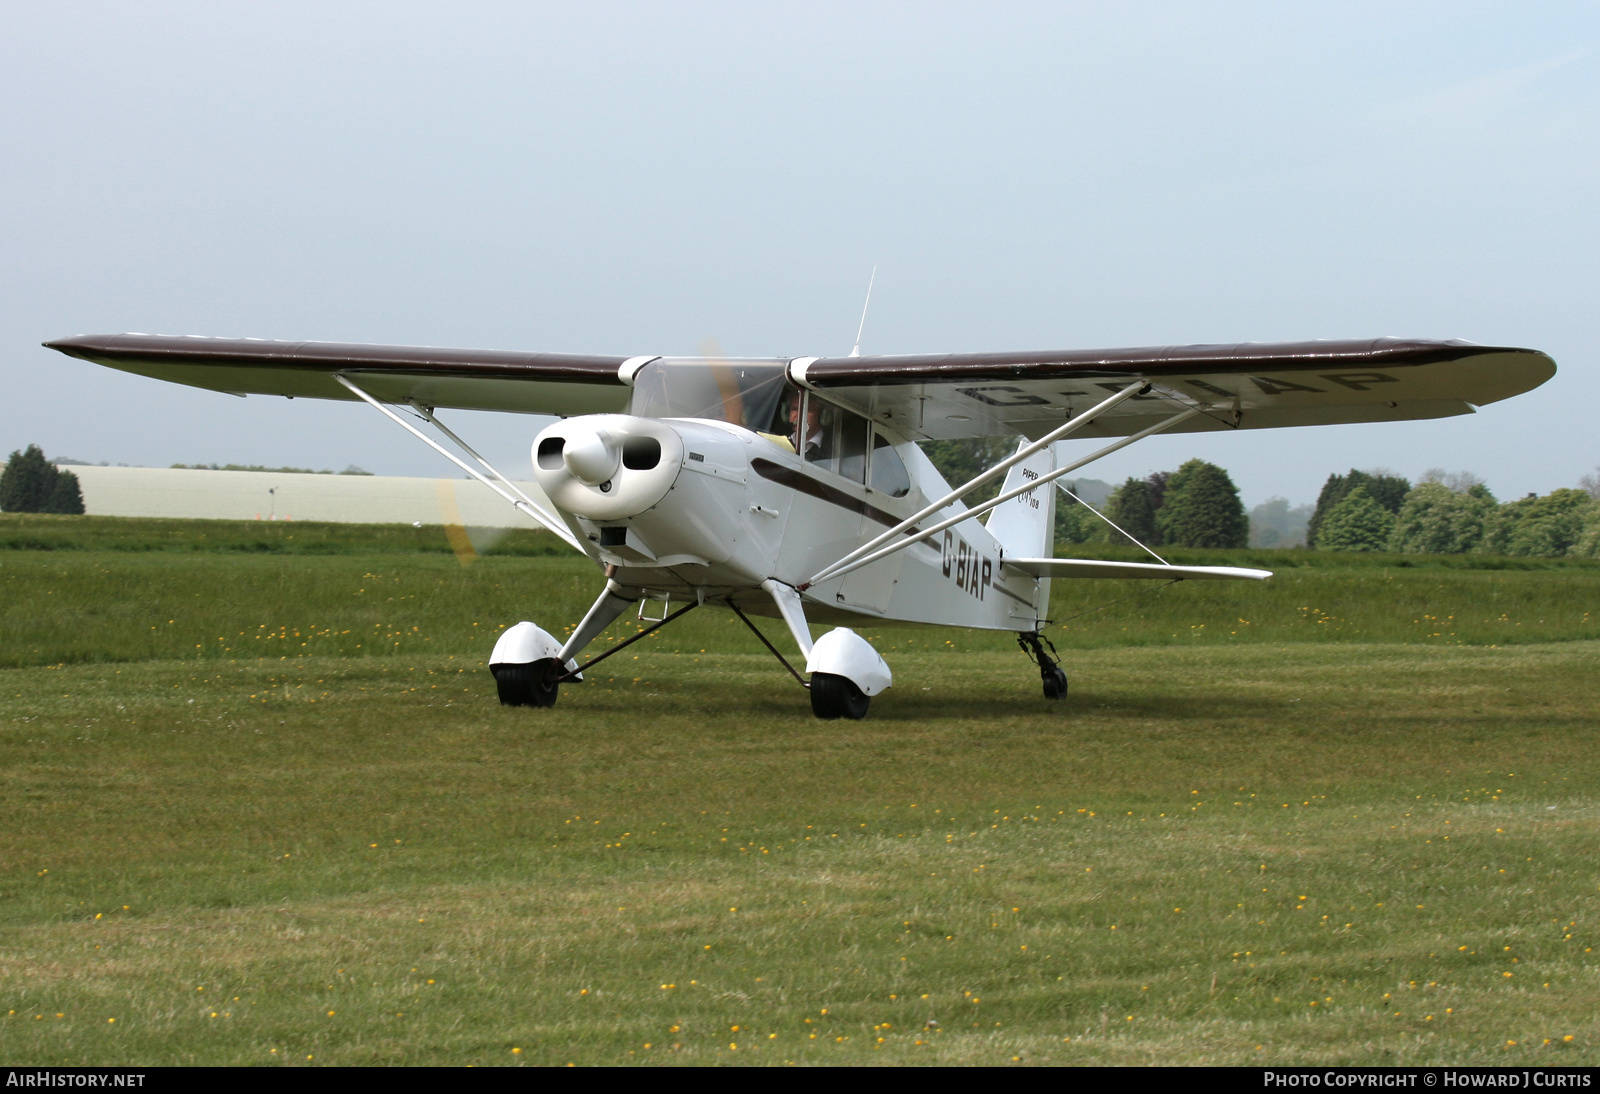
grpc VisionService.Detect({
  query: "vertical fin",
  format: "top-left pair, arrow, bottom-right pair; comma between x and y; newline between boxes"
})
983,439 -> 1056,559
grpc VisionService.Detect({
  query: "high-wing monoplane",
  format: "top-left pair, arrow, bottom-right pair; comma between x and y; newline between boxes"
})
45,333 -> 1556,718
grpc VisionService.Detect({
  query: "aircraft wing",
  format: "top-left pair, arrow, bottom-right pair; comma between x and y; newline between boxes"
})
792,338 -> 1557,440
43,334 -> 637,417
45,333 -> 1555,441
1003,558 -> 1273,581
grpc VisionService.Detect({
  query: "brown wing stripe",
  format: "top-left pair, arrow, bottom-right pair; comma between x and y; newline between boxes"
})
43,334 -> 631,385
750,458 -> 920,533
801,338 -> 1526,386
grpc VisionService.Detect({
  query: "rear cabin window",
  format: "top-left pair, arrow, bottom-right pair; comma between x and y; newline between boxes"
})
870,431 -> 911,497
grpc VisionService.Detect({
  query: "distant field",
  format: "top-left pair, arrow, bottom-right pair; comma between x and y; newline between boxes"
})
0,513 -> 566,557
2,516 -> 1598,1065
2,514 -> 1596,669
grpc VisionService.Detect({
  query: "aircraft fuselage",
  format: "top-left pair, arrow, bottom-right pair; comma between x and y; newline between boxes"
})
531,411 -> 1047,632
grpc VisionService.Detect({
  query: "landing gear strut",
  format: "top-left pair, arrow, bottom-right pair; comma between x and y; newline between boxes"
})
730,599 -> 871,719
1018,631 -> 1068,701
490,589 -> 697,710
729,591 -> 888,720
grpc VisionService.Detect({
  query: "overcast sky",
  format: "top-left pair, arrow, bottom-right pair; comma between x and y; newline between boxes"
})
3,2 -> 1595,507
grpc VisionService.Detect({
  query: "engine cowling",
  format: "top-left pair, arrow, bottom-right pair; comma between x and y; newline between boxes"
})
533,415 -> 683,521
533,414 -> 757,571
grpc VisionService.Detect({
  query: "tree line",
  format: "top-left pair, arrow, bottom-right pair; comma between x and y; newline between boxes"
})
920,440 -> 1600,559
1305,467 -> 1600,558
918,439 -> 1252,550
1055,459 -> 1250,549
0,445 -> 85,514
12,433 -> 1599,558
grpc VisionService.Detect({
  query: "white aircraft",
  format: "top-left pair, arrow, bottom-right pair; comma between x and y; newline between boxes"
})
45,333 -> 1555,718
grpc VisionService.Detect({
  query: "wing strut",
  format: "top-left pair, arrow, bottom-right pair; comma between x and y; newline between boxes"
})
403,398 -> 573,536
806,380 -> 1151,586
802,405 -> 1201,589
333,374 -> 583,551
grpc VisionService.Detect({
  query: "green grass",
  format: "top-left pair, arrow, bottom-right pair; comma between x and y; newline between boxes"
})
2,544 -> 1595,670
2,517 -> 1599,1065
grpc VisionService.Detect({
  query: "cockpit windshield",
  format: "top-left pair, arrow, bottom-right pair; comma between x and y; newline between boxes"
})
628,358 -> 793,436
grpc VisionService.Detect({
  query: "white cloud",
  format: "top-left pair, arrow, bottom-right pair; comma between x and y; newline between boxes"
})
1379,48 -> 1591,128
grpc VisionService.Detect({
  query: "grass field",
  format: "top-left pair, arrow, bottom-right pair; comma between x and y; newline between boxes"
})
3,515 -> 1599,1065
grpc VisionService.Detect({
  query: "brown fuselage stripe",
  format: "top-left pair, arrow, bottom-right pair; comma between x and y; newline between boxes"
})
750,458 -> 920,533
990,581 -> 1034,608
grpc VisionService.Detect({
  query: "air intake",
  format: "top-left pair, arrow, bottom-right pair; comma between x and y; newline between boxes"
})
536,437 -> 565,470
622,436 -> 662,470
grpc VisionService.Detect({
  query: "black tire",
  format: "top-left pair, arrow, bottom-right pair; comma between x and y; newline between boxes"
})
1042,665 -> 1068,701
491,658 -> 563,708
810,672 -> 870,720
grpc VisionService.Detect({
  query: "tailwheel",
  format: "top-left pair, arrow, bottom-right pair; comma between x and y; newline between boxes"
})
809,672 -> 870,720
1018,632 -> 1068,702
491,658 -> 563,708
1042,664 -> 1069,701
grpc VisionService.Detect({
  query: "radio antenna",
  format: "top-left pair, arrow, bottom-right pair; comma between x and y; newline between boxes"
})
849,264 -> 876,358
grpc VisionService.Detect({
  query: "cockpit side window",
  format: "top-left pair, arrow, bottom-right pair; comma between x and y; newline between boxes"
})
762,384 -> 801,451
799,395 -> 869,485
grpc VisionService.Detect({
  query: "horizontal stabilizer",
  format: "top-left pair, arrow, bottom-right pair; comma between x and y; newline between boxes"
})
1003,557 -> 1272,581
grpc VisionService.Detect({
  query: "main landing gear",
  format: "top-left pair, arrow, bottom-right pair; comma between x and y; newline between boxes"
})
488,620 -> 580,708
809,672 -> 870,720
729,595 -> 889,720
492,659 -> 562,708
488,588 -> 692,710
1019,631 -> 1068,701
489,581 -> 894,719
